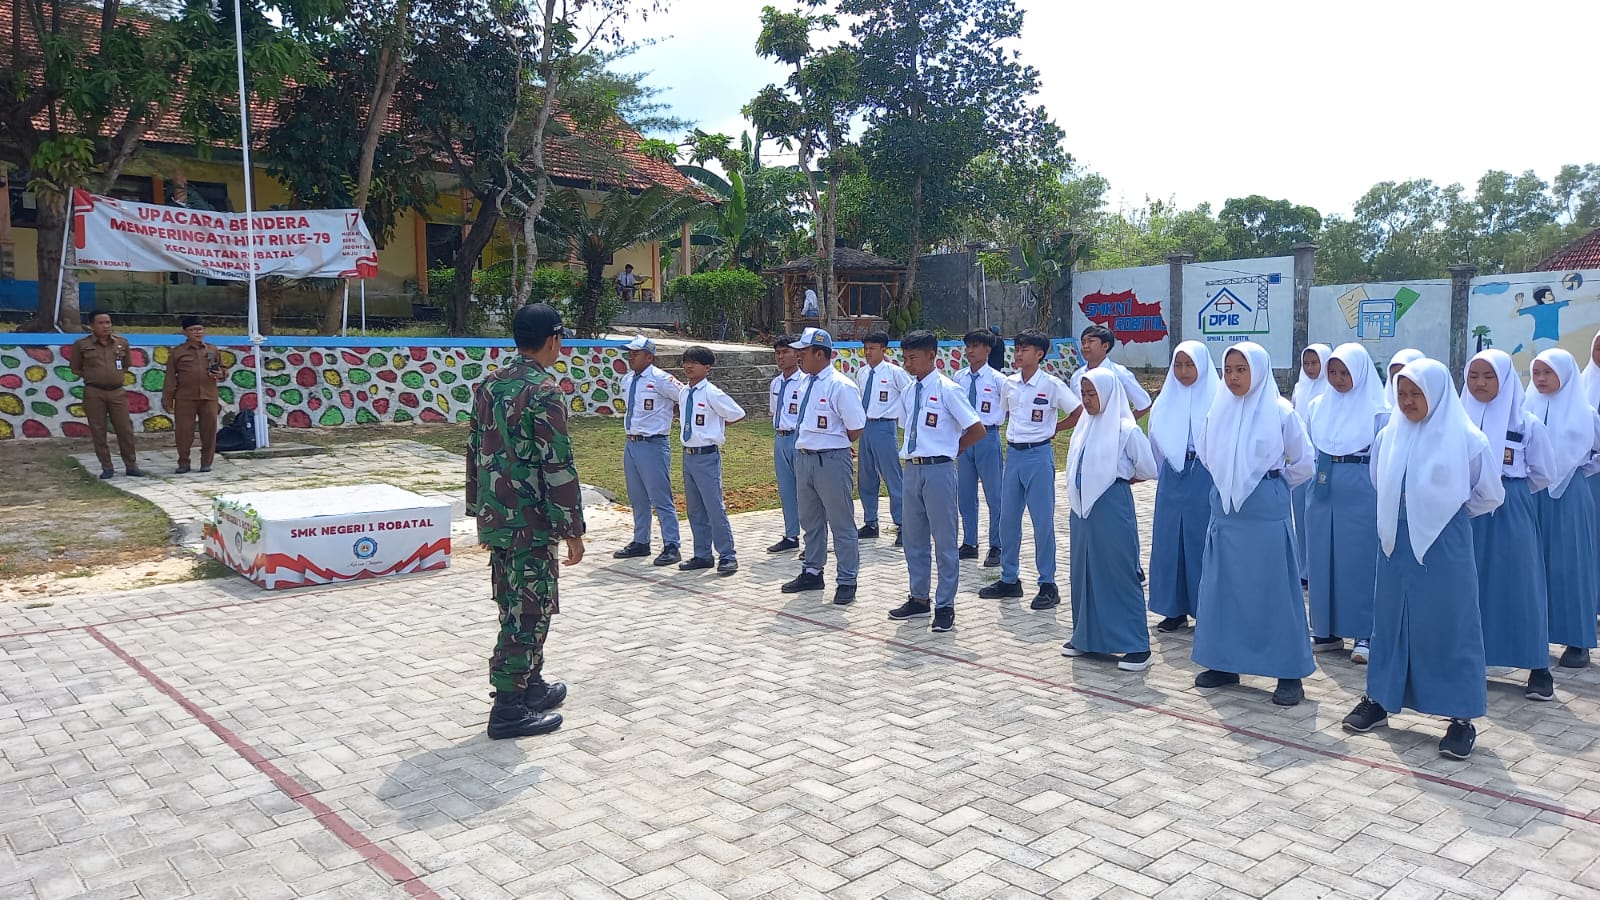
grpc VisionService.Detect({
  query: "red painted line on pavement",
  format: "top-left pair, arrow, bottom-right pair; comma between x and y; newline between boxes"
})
611,567 -> 1600,828
86,626 -> 444,900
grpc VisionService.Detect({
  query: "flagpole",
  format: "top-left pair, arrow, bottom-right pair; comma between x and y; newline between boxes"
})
50,203 -> 70,332
233,0 -> 268,447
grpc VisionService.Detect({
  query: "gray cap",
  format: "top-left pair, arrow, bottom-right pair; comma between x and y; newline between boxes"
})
788,327 -> 833,350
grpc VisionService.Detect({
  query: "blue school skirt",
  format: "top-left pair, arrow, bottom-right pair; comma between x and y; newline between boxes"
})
1070,480 -> 1150,655
1148,455 -> 1212,620
1192,476 -> 1315,679
1367,507 -> 1486,719
1536,479 -> 1600,649
1305,452 -> 1378,640
1473,477 -> 1550,669
1292,481 -> 1309,581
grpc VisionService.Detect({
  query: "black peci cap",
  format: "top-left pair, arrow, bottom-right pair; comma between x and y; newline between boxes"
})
181,315 -> 203,329
513,303 -> 572,346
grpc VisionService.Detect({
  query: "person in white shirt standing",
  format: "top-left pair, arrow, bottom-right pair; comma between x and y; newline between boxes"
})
887,330 -> 986,633
855,330 -> 912,545
781,328 -> 868,604
954,328 -> 1008,567
768,334 -> 803,553
675,345 -> 746,575
1066,324 -> 1152,428
613,336 -> 684,566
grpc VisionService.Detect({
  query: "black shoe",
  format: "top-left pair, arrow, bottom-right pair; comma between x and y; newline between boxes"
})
1559,646 -> 1591,669
1136,567 -> 1146,585
979,579 -> 1024,599
486,692 -> 563,739
931,607 -> 954,632
99,469 -> 114,479
1342,696 -> 1388,733
1312,636 -> 1345,652
858,522 -> 879,539
678,556 -> 714,571
983,547 -> 1001,568
1194,670 -> 1240,689
1029,583 -> 1060,610
198,466 -> 211,473
1272,678 -> 1305,707
125,468 -> 145,477
175,465 -> 191,474
767,537 -> 799,553
782,571 -> 825,593
1526,668 -> 1555,702
889,597 -> 932,620
1118,651 -> 1152,672
717,558 -> 739,575
522,678 -> 567,712
653,544 -> 681,566
893,530 -> 902,547
1439,718 -> 1477,760
1061,640 -> 1084,657
958,544 -> 979,560
832,584 -> 856,605
613,541 -> 651,559
1156,615 -> 1189,633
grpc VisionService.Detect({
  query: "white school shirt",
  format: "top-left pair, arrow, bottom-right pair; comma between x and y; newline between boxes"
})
1073,428 -> 1159,485
770,370 -> 802,431
620,365 -> 683,436
855,360 -> 913,419
1500,411 -> 1557,491
1071,360 -> 1152,411
1277,405 -> 1318,489
794,367 -> 868,451
1002,368 -> 1081,444
895,371 -> 980,459
679,380 -> 744,448
1368,426 -> 1503,517
953,364 -> 1008,427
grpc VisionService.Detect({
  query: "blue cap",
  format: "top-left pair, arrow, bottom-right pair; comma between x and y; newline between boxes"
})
624,335 -> 657,354
789,327 -> 833,350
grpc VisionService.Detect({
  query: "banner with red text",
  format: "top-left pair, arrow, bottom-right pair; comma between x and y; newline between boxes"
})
69,188 -> 378,281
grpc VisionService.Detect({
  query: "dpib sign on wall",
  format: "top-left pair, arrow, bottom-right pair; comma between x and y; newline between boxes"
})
1183,256 -> 1295,364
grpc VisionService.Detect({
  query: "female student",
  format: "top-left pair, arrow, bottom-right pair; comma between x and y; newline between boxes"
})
1062,369 -> 1158,671
1290,344 -> 1333,582
1304,343 -> 1388,664
1525,348 -> 1600,670
1462,349 -> 1557,700
1342,358 -> 1503,760
1384,348 -> 1425,413
1191,342 -> 1316,707
1146,341 -> 1219,633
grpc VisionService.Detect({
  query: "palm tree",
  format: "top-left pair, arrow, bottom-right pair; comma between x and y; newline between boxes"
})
538,186 -> 710,336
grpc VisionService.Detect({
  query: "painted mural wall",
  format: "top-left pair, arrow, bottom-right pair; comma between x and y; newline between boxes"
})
1308,279 -> 1452,363
1182,256 -> 1296,364
1467,268 -> 1600,375
1070,265 -> 1171,368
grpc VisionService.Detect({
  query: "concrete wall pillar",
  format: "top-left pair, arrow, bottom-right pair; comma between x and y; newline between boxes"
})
1166,251 -> 1194,345
1292,242 -> 1318,360
1448,264 -> 1478,386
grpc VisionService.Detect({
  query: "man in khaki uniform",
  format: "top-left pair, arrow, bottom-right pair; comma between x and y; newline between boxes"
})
162,316 -> 227,474
70,311 -> 145,479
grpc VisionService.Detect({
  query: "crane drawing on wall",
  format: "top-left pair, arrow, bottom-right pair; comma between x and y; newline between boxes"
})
1198,272 -> 1281,340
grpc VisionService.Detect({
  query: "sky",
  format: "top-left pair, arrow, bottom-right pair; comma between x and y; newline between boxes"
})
624,0 -> 1599,218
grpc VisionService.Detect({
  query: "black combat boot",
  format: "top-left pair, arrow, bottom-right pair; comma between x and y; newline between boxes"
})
523,676 -> 568,712
487,691 -> 563,739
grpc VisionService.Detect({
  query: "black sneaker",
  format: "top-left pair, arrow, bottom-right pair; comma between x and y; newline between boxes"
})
522,678 -> 567,712
1156,615 -> 1189,633
613,541 -> 651,559
125,468 -> 145,477
1060,641 -> 1084,657
175,464 -> 191,474
1342,696 -> 1388,733
1194,670 -> 1240,689
858,521 -> 879,539
1439,718 -> 1477,760
717,558 -> 739,575
930,607 -> 954,632
99,469 -> 114,479
198,465 -> 211,473
1312,636 -> 1345,652
1526,668 -> 1555,702
1272,678 -> 1305,707
1136,566 -> 1146,585
958,544 -> 979,560
979,579 -> 1024,599
678,556 -> 714,571
781,571 -> 825,593
1559,646 -> 1591,669
1118,651 -> 1152,672
889,597 -> 932,620
653,544 -> 681,566
892,530 -> 902,547
832,584 -> 856,605
486,692 -> 563,739
983,547 -> 1001,568
1029,583 -> 1060,610
767,536 -> 800,553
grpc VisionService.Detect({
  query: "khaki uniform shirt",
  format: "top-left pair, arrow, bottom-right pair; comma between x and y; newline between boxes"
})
71,334 -> 132,389
163,342 -> 226,403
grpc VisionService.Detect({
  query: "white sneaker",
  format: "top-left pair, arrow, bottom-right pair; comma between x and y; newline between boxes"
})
1350,639 -> 1370,665
1060,641 -> 1085,657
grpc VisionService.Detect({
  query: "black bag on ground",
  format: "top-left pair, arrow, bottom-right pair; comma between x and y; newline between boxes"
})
215,410 -> 258,452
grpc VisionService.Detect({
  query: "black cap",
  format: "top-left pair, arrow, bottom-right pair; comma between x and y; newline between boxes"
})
513,303 -> 571,347
181,315 -> 203,329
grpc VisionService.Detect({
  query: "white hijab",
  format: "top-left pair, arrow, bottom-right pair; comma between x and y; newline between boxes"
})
1067,368 -> 1136,516
1579,329 -> 1600,408
1148,340 -> 1219,471
1459,349 -> 1524,475
1200,342 -> 1286,514
1376,359 -> 1486,563
1306,343 -> 1387,455
1291,343 -> 1333,416
1524,348 -> 1595,497
1383,348 -> 1425,410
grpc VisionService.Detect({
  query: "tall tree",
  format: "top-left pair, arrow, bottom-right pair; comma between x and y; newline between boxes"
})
1216,195 -> 1322,260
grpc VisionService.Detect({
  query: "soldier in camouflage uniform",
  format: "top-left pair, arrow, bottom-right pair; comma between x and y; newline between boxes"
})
466,304 -> 587,739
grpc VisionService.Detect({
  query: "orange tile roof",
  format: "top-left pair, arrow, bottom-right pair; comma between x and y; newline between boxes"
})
1536,228 -> 1600,273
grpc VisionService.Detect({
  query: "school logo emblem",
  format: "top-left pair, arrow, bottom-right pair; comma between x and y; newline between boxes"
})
788,402 -> 798,414
1030,409 -> 1044,422
924,412 -> 939,428
643,398 -> 654,411
695,414 -> 705,426
981,401 -> 992,413
353,537 -> 378,560
816,415 -> 829,429
1504,447 -> 1515,465
878,390 -> 888,402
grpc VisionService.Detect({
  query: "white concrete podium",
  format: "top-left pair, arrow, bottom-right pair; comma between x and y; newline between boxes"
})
204,484 -> 452,589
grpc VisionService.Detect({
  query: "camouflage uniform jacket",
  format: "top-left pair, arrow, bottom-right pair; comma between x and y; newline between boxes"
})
466,357 -> 586,548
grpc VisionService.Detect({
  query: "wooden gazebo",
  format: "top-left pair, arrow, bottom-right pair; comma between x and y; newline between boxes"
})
767,247 -> 905,338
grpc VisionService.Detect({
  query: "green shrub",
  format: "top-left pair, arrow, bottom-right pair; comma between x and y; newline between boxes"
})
427,263 -> 583,334
667,269 -> 765,339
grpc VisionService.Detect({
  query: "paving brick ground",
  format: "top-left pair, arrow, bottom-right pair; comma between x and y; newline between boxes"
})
6,461 -> 1600,899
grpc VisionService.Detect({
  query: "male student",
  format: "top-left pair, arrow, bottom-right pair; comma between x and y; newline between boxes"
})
675,346 -> 745,575
768,335 -> 803,553
855,330 -> 912,544
1067,324 -> 1152,427
953,329 -> 1006,566
613,336 -> 683,566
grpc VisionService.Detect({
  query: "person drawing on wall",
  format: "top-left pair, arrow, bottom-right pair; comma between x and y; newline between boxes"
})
1516,286 -> 1569,355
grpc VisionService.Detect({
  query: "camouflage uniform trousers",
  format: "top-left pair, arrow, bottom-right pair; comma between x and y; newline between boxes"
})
488,544 -> 560,693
